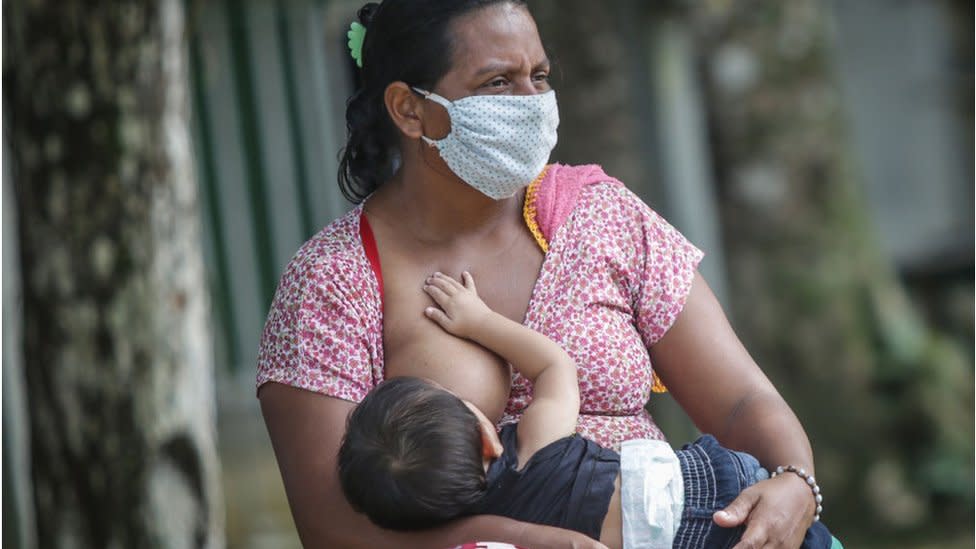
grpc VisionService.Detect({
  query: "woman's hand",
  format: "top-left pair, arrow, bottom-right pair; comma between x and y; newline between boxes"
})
714,473 -> 817,549
423,271 -> 493,339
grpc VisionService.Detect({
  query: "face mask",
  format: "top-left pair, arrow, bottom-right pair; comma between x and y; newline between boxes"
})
413,88 -> 559,200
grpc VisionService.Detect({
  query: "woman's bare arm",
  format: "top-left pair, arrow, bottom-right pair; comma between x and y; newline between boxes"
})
259,382 -> 607,549
650,272 -> 817,549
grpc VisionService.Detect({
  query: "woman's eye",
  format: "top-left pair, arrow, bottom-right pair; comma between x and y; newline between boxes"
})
487,78 -> 509,88
533,72 -> 550,82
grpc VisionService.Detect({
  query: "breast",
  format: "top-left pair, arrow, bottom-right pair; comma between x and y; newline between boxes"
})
509,292 -> 653,417
384,318 -> 512,424
370,217 -> 541,426
506,220 -> 655,426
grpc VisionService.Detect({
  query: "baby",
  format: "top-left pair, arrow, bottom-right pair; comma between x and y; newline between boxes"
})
338,272 -> 841,549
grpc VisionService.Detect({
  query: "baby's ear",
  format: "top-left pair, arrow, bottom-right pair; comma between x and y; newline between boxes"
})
464,400 -> 504,458
478,418 -> 504,459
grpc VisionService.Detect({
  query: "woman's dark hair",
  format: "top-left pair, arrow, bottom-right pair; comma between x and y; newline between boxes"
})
337,376 -> 487,530
338,0 -> 528,203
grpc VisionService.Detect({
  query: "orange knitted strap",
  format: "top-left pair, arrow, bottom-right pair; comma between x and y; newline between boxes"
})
522,166 -> 550,253
651,373 -> 668,393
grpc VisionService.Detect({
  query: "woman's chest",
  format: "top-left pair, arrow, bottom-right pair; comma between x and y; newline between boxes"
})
378,233 -> 544,422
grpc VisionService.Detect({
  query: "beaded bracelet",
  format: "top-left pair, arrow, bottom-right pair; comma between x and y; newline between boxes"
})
771,465 -> 823,521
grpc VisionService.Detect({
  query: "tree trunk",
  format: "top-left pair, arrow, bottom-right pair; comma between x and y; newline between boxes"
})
529,0 -> 649,194
690,0 -> 973,532
4,0 -> 224,547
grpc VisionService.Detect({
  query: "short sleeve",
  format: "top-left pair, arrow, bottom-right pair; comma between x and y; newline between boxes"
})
256,250 -> 379,403
624,190 -> 705,349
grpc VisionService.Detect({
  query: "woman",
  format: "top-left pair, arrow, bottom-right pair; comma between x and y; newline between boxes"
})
257,1 -> 821,547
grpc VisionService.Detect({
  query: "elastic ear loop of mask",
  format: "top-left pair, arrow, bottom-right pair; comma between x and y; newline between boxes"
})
411,90 -> 448,175
412,87 -> 451,147
412,86 -> 452,109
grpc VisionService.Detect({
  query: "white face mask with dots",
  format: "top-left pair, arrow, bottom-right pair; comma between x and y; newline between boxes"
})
413,87 -> 559,200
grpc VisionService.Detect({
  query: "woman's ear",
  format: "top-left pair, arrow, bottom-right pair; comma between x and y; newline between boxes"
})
384,81 -> 426,139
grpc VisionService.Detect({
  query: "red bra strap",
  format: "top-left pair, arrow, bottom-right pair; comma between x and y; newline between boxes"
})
359,209 -> 384,308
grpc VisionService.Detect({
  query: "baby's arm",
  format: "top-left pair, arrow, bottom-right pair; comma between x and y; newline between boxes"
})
423,272 -> 580,465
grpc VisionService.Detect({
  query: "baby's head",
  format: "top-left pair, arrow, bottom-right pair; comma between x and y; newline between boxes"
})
337,376 -> 502,530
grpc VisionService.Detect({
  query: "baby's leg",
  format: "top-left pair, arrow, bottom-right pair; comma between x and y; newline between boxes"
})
674,435 -> 840,549
672,435 -> 755,548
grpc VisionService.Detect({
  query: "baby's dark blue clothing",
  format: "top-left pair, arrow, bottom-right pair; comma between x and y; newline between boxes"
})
472,425 -> 836,548
468,424 -> 619,540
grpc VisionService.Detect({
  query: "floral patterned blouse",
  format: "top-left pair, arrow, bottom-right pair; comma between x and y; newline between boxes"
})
256,164 -> 703,451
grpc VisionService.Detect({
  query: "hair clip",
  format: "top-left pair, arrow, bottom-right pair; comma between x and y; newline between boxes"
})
347,21 -> 366,68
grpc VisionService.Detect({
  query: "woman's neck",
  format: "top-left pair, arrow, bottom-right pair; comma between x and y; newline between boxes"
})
368,153 -> 521,245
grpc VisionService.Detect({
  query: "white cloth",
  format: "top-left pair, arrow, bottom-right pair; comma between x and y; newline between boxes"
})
620,439 -> 684,549
414,88 -> 559,199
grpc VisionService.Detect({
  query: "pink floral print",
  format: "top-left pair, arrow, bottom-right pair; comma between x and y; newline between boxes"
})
257,166 -> 703,451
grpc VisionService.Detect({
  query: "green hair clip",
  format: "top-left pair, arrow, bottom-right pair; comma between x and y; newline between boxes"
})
347,21 -> 366,68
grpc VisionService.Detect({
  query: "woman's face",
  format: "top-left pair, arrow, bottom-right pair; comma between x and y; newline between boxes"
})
408,3 -> 551,168
436,3 -> 550,99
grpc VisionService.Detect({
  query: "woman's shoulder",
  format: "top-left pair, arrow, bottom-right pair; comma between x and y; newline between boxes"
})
531,163 -> 661,243
275,206 -> 375,302
258,205 -> 382,398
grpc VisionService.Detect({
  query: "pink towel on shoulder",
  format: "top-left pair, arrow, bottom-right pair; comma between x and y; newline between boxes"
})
534,163 -> 624,243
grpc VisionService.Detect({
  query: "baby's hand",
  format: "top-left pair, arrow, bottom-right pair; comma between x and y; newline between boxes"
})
422,271 -> 492,339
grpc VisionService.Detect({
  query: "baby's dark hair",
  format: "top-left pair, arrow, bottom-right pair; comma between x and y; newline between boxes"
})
338,0 -> 529,203
337,376 -> 488,530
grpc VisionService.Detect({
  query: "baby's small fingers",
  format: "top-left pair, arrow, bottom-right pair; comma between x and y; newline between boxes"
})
424,307 -> 450,327
425,275 -> 458,296
461,271 -> 477,293
433,271 -> 464,291
423,283 -> 451,304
